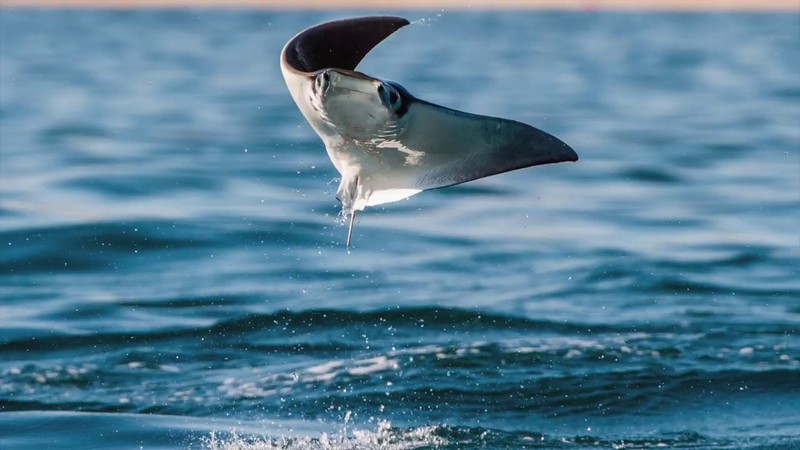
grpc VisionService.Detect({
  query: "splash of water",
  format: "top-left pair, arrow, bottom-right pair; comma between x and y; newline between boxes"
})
203,417 -> 447,450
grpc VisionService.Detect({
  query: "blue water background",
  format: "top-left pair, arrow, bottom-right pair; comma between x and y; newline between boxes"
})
1,9 -> 799,449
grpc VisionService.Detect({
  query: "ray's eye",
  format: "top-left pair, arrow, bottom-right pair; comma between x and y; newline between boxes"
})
378,83 -> 403,112
315,71 -> 330,93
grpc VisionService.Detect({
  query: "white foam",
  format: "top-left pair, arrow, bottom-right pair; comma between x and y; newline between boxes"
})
346,356 -> 399,376
305,361 -> 344,375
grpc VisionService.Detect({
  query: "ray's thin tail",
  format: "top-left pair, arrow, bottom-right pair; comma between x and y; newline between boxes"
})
346,209 -> 357,251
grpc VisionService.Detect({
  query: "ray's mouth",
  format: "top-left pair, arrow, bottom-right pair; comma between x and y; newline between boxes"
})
315,69 -> 383,99
336,86 -> 379,96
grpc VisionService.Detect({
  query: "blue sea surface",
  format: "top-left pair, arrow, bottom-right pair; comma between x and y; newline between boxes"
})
1,9 -> 799,450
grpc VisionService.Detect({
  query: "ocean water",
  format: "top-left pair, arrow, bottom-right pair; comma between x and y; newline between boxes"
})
1,9 -> 799,449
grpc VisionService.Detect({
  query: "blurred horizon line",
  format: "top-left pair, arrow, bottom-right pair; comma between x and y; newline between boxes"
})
1,0 -> 799,11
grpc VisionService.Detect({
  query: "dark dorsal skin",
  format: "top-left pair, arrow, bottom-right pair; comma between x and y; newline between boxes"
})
282,16 -> 411,74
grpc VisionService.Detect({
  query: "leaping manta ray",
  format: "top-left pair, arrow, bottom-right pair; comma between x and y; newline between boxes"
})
280,16 -> 578,249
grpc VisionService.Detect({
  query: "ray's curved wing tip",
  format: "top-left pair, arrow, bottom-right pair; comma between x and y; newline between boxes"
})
540,130 -> 578,165
563,143 -> 579,162
282,16 -> 411,74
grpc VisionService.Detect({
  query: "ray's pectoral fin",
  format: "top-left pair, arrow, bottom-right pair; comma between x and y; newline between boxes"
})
401,99 -> 578,190
282,16 -> 410,74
